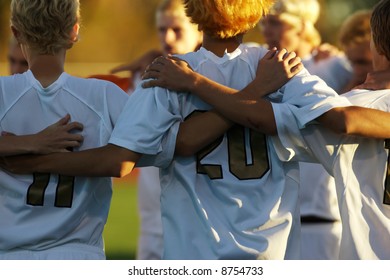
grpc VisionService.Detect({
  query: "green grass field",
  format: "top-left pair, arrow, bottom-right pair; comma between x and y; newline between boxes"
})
103,176 -> 139,260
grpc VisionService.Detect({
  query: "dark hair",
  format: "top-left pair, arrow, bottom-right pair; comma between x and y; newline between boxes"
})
371,0 -> 390,60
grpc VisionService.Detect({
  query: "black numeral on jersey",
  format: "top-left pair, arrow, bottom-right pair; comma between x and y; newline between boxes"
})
27,173 -> 75,208
196,124 -> 269,180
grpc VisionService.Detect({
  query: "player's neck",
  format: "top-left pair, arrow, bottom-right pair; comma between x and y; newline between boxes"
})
28,50 -> 66,88
202,34 -> 243,57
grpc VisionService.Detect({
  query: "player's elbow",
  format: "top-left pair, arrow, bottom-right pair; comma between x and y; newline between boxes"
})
319,107 -> 355,135
246,102 -> 277,135
175,137 -> 199,156
110,161 -> 135,178
104,145 -> 138,178
249,115 -> 277,135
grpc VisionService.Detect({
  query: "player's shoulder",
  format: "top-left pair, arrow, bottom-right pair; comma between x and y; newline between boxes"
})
343,88 -> 390,109
0,71 -> 32,99
241,42 -> 269,57
66,74 -> 128,97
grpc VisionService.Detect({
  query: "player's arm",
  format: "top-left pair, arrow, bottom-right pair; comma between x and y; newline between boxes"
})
143,48 -> 302,135
175,110 -> 233,156
0,144 -> 141,178
110,49 -> 162,75
318,106 -> 390,139
0,114 -> 83,156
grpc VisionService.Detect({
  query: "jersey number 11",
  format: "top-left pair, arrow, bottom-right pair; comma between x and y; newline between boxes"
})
27,173 -> 75,208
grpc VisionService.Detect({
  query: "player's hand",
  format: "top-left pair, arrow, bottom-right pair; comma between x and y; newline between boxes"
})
31,114 -> 84,154
354,70 -> 390,90
141,55 -> 196,92
313,43 -> 341,62
253,48 -> 303,96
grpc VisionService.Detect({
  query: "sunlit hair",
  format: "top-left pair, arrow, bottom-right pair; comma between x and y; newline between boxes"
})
184,0 -> 274,39
269,0 -> 320,25
338,10 -> 371,50
11,0 -> 80,55
371,0 -> 390,60
157,0 -> 186,17
267,0 -> 321,48
302,23 -> 321,48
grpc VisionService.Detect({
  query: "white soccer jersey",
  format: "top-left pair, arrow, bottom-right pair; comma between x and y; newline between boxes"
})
272,89 -> 390,259
299,54 -> 347,259
300,54 -> 349,222
136,166 -> 163,260
303,54 -> 353,93
109,44 -> 351,259
0,70 -> 128,259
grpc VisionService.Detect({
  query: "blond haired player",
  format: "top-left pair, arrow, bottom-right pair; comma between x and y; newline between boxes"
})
261,0 -> 346,260
0,0 -> 129,259
261,0 -> 353,93
275,0 -> 390,258
339,10 -> 373,92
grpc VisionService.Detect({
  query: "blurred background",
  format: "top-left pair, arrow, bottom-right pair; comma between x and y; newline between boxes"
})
0,0 -> 381,259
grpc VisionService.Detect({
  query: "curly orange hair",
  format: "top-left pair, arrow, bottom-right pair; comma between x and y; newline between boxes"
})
184,0 -> 274,39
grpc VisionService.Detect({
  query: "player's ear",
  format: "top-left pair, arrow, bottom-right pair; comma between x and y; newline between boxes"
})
297,20 -> 305,36
71,23 -> 80,42
11,26 -> 21,43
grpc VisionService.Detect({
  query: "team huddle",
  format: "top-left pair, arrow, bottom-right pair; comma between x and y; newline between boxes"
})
0,0 -> 389,260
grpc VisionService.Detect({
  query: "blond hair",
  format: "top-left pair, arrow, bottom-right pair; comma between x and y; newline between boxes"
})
338,10 -> 371,49
269,0 -> 320,25
11,0 -> 80,55
268,0 -> 321,47
184,0 -> 274,39
371,0 -> 390,60
157,0 -> 186,17
302,24 -> 321,48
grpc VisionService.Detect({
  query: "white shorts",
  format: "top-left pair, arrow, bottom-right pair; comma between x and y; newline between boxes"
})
300,221 -> 342,260
137,232 -> 163,260
0,243 -> 106,260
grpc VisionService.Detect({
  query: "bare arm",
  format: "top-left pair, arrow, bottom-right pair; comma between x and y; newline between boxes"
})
0,114 -> 83,156
110,49 -> 162,75
1,144 -> 141,178
319,106 -> 390,139
143,48 -> 303,135
175,110 -> 233,156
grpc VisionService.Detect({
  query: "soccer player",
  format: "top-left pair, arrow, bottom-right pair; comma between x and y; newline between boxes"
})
260,0 -> 353,93
339,10 -> 373,92
260,0 -> 345,260
142,0 -> 390,259
0,0 -> 129,259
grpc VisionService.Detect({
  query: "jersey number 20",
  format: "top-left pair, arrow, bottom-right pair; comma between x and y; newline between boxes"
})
197,124 -> 269,180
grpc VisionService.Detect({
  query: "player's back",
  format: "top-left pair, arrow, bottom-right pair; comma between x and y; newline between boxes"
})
336,89 -> 390,259
157,44 -> 303,259
0,70 -> 128,259
277,88 -> 390,259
